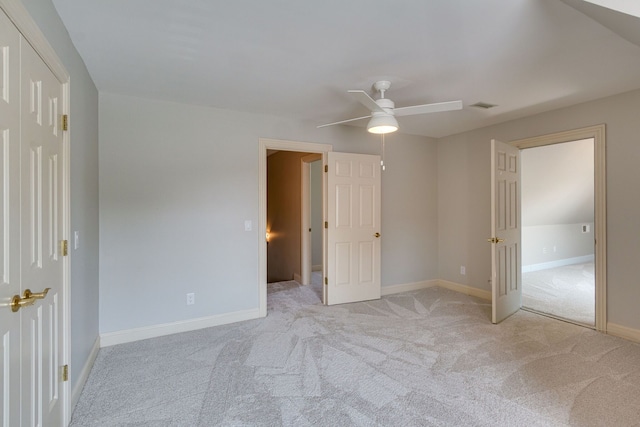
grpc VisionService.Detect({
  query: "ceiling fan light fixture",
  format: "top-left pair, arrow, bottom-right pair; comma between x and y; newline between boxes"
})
367,113 -> 398,134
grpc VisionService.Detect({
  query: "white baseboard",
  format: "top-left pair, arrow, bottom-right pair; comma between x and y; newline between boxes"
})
381,279 -> 491,301
293,273 -> 302,283
437,280 -> 492,301
607,322 -> 640,343
71,336 -> 100,411
523,254 -> 595,273
312,264 -> 322,272
100,308 -> 261,347
381,280 -> 438,296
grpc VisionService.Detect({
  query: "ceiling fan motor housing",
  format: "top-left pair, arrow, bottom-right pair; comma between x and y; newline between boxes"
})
376,98 -> 395,113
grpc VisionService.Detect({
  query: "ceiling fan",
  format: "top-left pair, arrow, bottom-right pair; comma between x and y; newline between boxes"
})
318,80 -> 463,134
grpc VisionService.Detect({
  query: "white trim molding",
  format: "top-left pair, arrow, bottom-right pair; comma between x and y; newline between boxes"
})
607,323 -> 640,344
522,254 -> 595,273
71,337 -> 100,411
100,308 -> 261,347
381,280 -> 438,296
438,280 -> 492,301
381,279 -> 491,301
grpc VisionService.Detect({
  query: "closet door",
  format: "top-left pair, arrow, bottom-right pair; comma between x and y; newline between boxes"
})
20,35 -> 65,427
0,10 -> 22,427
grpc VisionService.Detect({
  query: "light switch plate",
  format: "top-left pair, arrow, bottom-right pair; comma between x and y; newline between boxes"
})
74,231 -> 80,250
244,220 -> 252,231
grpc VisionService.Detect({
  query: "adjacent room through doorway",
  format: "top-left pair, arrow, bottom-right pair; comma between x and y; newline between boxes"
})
520,138 -> 595,326
266,150 -> 323,302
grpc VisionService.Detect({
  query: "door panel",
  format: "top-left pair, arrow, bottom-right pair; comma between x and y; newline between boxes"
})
491,139 -> 521,323
326,152 -> 381,305
20,36 -> 64,427
0,10 -> 21,427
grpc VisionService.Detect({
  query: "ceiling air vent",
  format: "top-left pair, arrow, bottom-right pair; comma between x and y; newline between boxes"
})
470,102 -> 497,109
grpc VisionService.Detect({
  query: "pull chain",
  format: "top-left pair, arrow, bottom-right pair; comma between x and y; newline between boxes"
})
381,134 -> 386,171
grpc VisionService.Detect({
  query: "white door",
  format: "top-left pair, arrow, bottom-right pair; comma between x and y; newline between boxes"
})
325,152 -> 381,305
20,35 -> 65,427
0,9 -> 65,425
490,139 -> 522,323
0,9 -> 22,427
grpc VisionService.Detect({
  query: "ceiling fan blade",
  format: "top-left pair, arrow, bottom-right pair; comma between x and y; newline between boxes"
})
317,115 -> 372,128
348,90 -> 386,113
394,100 -> 463,117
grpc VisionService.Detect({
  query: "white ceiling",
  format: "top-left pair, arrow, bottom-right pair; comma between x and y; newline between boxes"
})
51,0 -> 640,138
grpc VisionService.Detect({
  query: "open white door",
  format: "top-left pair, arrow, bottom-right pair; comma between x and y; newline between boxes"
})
490,139 -> 522,323
325,152 -> 381,305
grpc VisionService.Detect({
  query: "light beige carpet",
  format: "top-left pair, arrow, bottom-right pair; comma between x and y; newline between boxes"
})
71,278 -> 640,426
523,262 -> 595,326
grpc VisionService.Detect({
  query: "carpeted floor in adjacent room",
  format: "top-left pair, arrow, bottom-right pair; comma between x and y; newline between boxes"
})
70,274 -> 640,426
522,262 -> 595,326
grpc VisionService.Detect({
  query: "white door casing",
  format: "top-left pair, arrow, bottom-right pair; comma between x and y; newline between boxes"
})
326,152 -> 381,305
258,139 -> 332,316
511,125 -> 607,331
0,9 -> 21,426
491,139 -> 522,323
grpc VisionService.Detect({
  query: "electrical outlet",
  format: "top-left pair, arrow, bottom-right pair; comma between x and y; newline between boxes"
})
186,293 -> 195,305
460,266 -> 466,275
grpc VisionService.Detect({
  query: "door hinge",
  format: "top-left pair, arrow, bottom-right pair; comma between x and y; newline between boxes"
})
324,165 -> 328,173
324,277 -> 328,285
62,365 -> 69,382
324,221 -> 328,229
62,114 -> 69,131
61,240 -> 68,256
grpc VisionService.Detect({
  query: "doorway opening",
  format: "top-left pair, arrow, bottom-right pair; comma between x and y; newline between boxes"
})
266,151 -> 323,302
258,139 -> 332,317
521,138 -> 595,326
511,124 -> 606,332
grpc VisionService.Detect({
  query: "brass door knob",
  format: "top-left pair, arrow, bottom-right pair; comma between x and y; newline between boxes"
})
10,295 -> 36,313
487,237 -> 505,243
374,232 -> 381,238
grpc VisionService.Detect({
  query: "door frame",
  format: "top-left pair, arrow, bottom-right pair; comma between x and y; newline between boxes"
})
511,124 -> 606,332
301,154 -> 322,286
0,0 -> 71,423
258,138 -> 332,317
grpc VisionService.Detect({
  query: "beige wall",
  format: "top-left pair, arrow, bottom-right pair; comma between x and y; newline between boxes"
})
522,139 -> 595,266
99,91 -> 439,334
437,88 -> 640,330
267,151 -> 307,282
